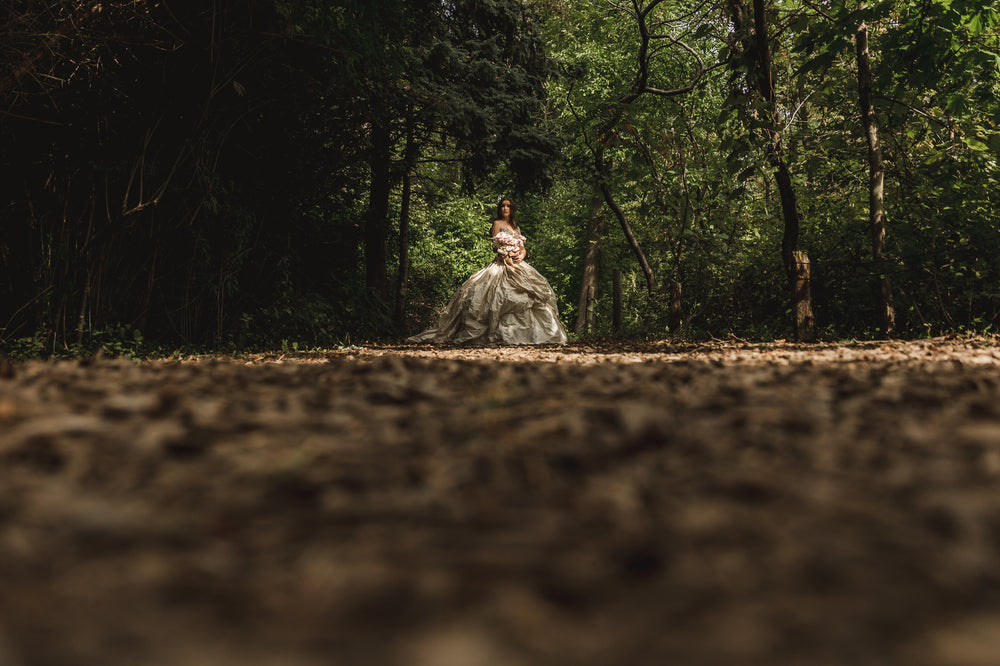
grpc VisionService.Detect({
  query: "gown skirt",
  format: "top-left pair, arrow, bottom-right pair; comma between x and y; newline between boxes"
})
408,257 -> 568,345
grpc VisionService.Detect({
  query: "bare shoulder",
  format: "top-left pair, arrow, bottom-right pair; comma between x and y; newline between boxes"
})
490,219 -> 508,236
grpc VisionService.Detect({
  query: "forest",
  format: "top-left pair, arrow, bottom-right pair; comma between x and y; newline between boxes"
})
2,0 -> 999,354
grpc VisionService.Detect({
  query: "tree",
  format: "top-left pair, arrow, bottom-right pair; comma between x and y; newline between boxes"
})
312,0 -> 558,293
575,182 -> 605,334
1,2 -> 306,347
855,12 -> 893,336
793,0 -> 1000,335
726,0 -> 813,339
3,0 -> 999,350
554,0 -> 715,310
0,0 -> 559,349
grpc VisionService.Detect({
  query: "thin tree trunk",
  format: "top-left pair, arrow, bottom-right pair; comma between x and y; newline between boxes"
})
793,251 -> 815,341
574,1 -> 706,299
366,120 -> 391,293
602,181 -> 655,294
772,160 -> 801,289
730,0 -> 809,337
596,143 -> 656,293
575,182 -> 605,334
669,280 -> 682,334
138,245 -> 157,333
752,0 -> 800,288
613,269 -> 623,332
856,19 -> 894,337
75,199 -> 97,345
395,115 -> 419,329
585,286 -> 597,331
395,167 -> 412,329
75,270 -> 91,346
666,159 -> 691,334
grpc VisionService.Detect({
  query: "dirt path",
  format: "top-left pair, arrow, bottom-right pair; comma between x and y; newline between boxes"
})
2,336 -> 1000,665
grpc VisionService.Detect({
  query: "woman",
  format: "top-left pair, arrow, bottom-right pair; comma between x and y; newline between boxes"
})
408,197 -> 568,345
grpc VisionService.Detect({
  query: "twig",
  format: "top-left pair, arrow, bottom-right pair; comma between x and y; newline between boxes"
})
0,109 -> 64,125
0,286 -> 54,345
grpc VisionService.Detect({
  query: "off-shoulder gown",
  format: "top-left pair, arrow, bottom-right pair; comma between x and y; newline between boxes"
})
407,230 -> 568,345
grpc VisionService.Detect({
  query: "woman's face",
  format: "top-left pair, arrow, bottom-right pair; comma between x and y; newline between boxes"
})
499,200 -> 512,220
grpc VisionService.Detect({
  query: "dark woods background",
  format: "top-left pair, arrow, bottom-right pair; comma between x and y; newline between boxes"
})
3,1 -> 316,351
1,0 -> 556,353
2,0 -> 999,354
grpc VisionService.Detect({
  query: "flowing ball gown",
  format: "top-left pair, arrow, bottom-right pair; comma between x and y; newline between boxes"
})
407,228 -> 568,345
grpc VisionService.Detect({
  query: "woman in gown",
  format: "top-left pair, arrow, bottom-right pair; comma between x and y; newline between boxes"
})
408,197 -> 568,345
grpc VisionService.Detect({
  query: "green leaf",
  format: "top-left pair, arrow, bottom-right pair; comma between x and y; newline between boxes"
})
967,13 -> 984,36
962,133 -> 990,151
797,51 -> 838,77
978,49 -> 1000,69
693,23 -> 713,40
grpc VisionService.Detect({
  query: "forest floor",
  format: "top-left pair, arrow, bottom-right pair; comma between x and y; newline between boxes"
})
3,335 -> 1000,665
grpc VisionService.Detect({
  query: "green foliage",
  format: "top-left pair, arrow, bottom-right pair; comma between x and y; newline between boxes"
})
2,0 -> 999,353
403,186 -> 497,331
2,323 -> 152,360
782,0 -> 1000,336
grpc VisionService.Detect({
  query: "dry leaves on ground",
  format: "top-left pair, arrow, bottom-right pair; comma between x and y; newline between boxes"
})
1,336 -> 1000,665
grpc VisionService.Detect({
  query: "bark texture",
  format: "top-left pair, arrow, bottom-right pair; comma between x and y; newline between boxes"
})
856,20 -> 895,337
728,0 -> 808,338
575,184 -> 605,334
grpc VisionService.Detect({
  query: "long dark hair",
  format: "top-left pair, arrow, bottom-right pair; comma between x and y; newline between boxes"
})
496,197 -> 519,231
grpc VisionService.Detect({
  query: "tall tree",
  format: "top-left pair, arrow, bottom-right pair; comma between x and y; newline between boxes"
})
577,0 -> 712,295
328,0 -> 559,292
792,0 -> 1000,335
855,14 -> 893,337
575,181 -> 605,334
727,0 -> 812,338
0,1 -> 309,347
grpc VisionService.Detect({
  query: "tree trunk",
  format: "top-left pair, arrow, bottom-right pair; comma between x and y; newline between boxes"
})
613,269 -> 623,333
734,0 -> 807,337
793,251 -> 815,341
365,121 -> 391,293
575,183 -> 605,334
395,115 -> 419,330
597,144 -> 656,293
668,279 -> 682,334
856,19 -> 895,337
579,0 -> 707,300
772,160 -> 801,290
752,0 -> 799,285
395,166 -> 412,329
75,270 -> 91,346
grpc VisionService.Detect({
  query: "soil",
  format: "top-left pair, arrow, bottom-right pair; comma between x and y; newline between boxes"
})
3,336 -> 1000,666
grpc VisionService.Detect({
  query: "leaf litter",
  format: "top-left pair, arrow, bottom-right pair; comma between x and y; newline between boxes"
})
1,335 -> 1000,665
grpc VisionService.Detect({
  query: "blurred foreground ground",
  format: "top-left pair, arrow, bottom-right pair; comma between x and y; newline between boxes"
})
2,336 -> 1000,665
